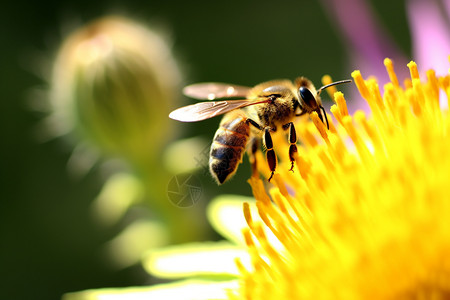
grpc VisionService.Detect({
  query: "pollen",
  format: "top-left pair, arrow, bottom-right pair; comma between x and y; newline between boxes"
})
234,58 -> 450,299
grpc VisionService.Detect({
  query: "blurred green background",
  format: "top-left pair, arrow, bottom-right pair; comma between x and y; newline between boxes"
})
0,0 -> 410,299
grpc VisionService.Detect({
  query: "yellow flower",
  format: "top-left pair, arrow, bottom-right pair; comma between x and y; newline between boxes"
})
233,58 -> 450,299
63,58 -> 450,300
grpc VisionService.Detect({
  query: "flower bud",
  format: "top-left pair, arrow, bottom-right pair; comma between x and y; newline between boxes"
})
50,16 -> 181,164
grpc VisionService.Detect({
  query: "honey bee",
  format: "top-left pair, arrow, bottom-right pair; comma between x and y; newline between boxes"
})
169,77 -> 351,184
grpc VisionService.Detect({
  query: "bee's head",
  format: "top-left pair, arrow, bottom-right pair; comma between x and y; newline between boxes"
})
295,77 -> 319,110
295,77 -> 327,127
296,77 -> 352,130
298,85 -> 320,111
298,85 -> 328,128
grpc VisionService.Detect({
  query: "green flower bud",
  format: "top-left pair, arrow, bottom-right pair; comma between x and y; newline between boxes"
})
50,16 -> 181,164
49,16 -> 208,248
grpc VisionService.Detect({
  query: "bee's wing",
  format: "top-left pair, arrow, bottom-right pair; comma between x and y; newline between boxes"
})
183,83 -> 251,100
169,98 -> 270,122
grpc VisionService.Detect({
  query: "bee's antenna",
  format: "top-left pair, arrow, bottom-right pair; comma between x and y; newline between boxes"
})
317,79 -> 352,96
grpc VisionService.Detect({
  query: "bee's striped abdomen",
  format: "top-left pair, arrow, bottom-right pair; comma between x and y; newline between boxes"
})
209,111 -> 250,184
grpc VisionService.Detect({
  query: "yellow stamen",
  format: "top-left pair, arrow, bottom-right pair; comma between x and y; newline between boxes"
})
248,176 -> 271,205
294,155 -> 312,180
447,87 -> 450,109
242,227 -> 254,248
234,257 -> 248,276
427,69 -> 440,98
351,70 -> 370,100
404,78 -> 413,89
243,202 -> 253,226
334,91 -> 349,116
330,104 -> 342,125
407,61 -> 420,80
367,80 -> 385,112
235,58 -> 450,299
299,126 -> 319,148
384,58 -> 399,88
255,202 -> 274,234
412,78 -> 425,115
383,82 -> 397,119
310,111 -> 329,143
272,173 -> 289,197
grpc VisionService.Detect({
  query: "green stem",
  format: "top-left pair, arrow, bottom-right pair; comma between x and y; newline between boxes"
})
130,154 -> 208,244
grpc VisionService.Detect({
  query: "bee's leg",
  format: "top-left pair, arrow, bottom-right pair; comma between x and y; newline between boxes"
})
248,137 -> 259,177
263,128 -> 277,182
246,118 -> 263,131
283,122 -> 298,172
246,119 -> 276,182
246,118 -> 263,178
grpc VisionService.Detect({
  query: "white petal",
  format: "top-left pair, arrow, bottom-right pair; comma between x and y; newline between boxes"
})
142,241 -> 249,278
207,195 -> 256,245
63,279 -> 239,300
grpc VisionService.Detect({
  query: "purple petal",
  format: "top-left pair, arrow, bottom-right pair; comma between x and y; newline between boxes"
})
320,0 -> 409,112
444,0 -> 450,21
407,0 -> 450,76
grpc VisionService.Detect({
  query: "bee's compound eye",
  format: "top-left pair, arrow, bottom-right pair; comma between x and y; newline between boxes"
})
299,87 -> 316,108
